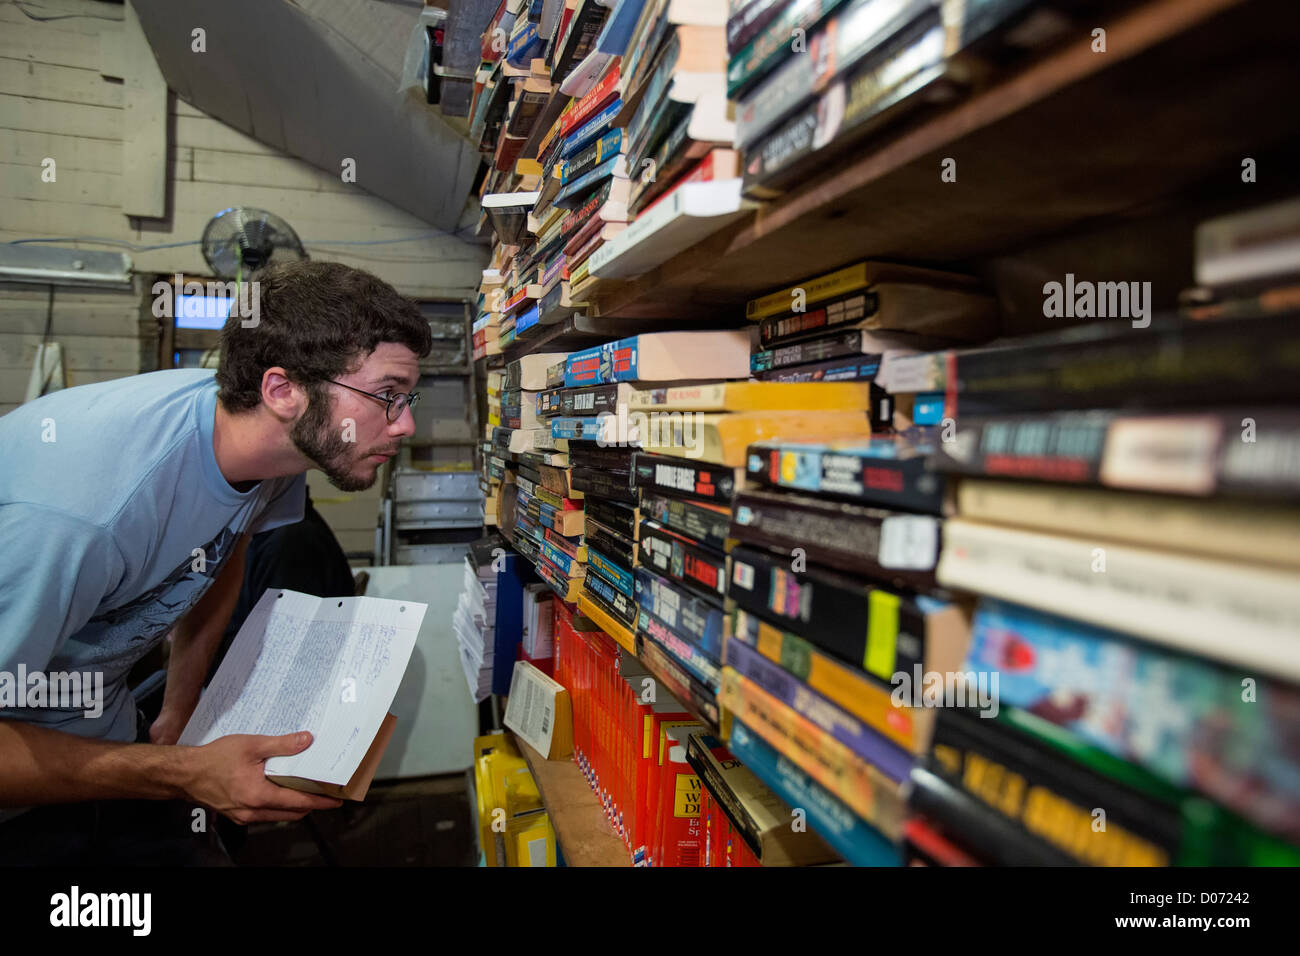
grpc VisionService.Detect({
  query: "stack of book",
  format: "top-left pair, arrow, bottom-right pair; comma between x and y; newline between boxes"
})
481,368 -> 506,524
689,257 -> 1003,862
499,352 -> 588,602
554,606 -> 838,865
907,310 -> 1300,865
456,539 -> 503,702
554,329 -> 755,651
729,0 -> 1137,200
584,0 -> 751,281
473,267 -> 505,361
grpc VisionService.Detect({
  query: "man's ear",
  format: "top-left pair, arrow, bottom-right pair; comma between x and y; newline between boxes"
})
260,367 -> 306,421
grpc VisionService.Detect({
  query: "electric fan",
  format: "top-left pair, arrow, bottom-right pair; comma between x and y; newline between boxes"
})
200,206 -> 307,279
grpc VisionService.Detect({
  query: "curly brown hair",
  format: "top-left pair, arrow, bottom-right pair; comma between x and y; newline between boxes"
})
215,260 -> 433,412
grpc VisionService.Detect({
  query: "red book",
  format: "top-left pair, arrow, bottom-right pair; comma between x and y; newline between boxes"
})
652,721 -> 705,867
560,66 -> 620,138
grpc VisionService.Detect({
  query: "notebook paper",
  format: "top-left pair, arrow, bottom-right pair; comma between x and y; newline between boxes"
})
179,589 -> 426,786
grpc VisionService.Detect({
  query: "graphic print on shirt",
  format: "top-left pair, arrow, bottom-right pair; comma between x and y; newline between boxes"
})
88,525 -> 241,644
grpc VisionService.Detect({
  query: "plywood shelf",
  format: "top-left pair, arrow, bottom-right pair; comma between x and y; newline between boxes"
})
512,733 -> 630,867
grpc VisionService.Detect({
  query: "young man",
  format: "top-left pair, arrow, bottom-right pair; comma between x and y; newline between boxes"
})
0,261 -> 432,860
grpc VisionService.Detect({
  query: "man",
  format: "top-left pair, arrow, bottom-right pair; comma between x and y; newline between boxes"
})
0,260 -> 431,861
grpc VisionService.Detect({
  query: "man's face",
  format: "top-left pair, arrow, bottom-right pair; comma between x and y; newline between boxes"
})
290,342 -> 421,491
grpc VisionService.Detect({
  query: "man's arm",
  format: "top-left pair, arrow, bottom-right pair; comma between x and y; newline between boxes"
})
149,533 -> 250,746
0,721 -> 342,823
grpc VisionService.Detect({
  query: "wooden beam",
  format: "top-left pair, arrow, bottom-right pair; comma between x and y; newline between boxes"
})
120,0 -> 167,218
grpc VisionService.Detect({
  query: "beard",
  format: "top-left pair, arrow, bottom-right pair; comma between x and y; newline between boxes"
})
290,386 -> 387,492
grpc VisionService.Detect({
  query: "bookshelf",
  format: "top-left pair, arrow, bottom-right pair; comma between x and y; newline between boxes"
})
460,0 -> 1300,868
587,0 -> 1298,319
511,733 -> 630,867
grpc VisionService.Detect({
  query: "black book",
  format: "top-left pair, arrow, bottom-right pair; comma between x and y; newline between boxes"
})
953,310 -> 1300,414
731,487 -> 940,591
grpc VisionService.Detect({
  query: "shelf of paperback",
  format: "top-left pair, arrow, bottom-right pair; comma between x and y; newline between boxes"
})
452,0 -> 1300,868
511,731 -> 630,867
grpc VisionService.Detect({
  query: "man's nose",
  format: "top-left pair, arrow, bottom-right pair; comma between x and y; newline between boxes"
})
389,402 -> 417,439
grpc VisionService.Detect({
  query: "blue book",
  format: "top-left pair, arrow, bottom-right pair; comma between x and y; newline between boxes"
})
550,415 -> 607,440
912,391 -> 945,424
506,20 -> 541,67
561,99 -> 623,158
727,720 -> 901,867
553,155 -> 619,207
514,303 -> 540,336
490,553 -> 526,696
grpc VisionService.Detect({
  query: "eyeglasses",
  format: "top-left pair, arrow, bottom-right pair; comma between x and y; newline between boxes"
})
326,380 -> 421,423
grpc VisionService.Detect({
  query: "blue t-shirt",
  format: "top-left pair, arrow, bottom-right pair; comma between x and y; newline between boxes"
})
0,369 -> 306,745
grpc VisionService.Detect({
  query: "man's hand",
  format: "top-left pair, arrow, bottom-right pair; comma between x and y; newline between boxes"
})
181,731 -> 343,824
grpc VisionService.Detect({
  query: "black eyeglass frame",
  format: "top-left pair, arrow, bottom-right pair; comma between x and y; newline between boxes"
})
326,379 -> 421,423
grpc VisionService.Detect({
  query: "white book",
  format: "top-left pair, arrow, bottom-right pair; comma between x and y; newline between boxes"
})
936,518 -> 1300,682
180,590 -> 426,798
589,178 -> 751,278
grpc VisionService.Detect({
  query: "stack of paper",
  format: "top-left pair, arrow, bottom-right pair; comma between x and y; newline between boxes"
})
454,555 -> 498,702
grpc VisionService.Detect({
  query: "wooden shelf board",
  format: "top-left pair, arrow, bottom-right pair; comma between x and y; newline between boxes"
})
511,733 -> 630,867
589,0 -> 1299,319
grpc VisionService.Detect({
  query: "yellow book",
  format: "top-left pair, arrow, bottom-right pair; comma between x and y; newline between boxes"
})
513,813 -> 557,867
719,667 -> 906,840
577,592 -> 636,654
636,409 -> 873,466
745,262 -> 870,320
628,380 -> 874,412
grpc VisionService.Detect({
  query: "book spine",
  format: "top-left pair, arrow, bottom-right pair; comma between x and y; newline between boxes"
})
638,520 -> 728,602
726,0 -> 789,55
584,516 -> 637,568
585,496 -> 638,538
750,330 -> 878,372
587,544 -> 636,598
552,0 -> 610,83
541,538 -> 581,577
727,720 -> 901,866
571,469 -> 638,503
543,525 -> 583,560
933,409 -> 1300,499
583,568 -> 640,627
639,635 -> 721,727
731,606 -> 924,753
562,65 -> 620,137
631,452 -> 738,503
726,0 -> 841,99
562,100 -> 623,158
724,637 -> 913,783
730,490 -> 940,591
758,291 -> 878,349
639,493 -> 731,552
551,415 -> 608,440
728,544 -> 936,682
939,519 -> 1300,684
926,710 -> 1180,866
964,597 -> 1297,819
638,608 -> 722,690
561,382 -> 624,416
744,443 -> 944,513
554,156 -> 620,208
719,667 -> 906,838
908,763 -> 1069,866
537,386 -> 565,417
635,566 -> 725,663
